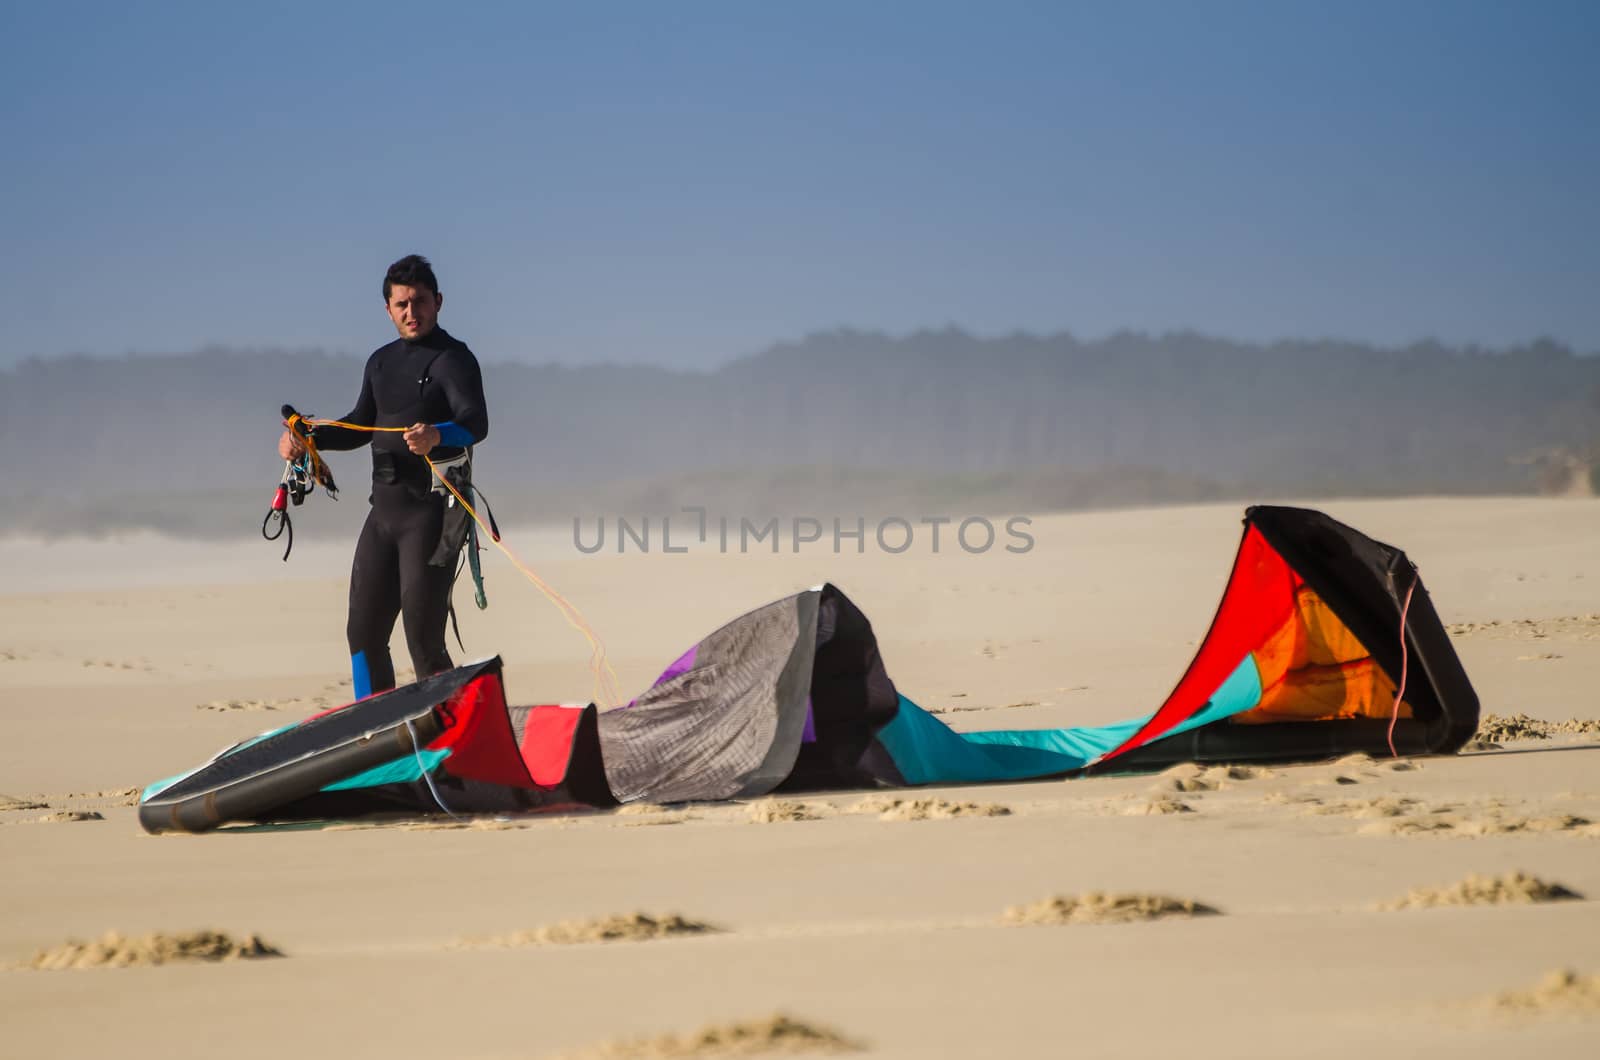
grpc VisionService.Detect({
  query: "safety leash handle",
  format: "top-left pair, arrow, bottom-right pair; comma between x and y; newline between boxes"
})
262,466 -> 293,561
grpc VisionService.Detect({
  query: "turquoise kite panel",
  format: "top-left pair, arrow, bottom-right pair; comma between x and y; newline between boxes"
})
877,654 -> 1263,784
321,748 -> 451,791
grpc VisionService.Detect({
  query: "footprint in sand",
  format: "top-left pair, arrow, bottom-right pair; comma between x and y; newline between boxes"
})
1447,615 -> 1600,641
929,700 -> 1040,715
459,913 -> 720,949
1310,752 -> 1390,786
196,698 -> 283,712
1262,792 -> 1325,807
196,695 -> 334,713
1475,969 -> 1600,1023
22,931 -> 282,970
1003,892 -> 1219,926
745,799 -> 821,823
1361,811 -> 1593,838
1126,797 -> 1196,816
602,800 -> 703,826
1203,764 -> 1274,786
11,789 -> 139,816
851,797 -> 1010,821
401,817 -> 525,831
19,811 -> 104,824
550,1014 -> 863,1059
1377,871 -> 1581,911
48,788 -> 140,808
1150,763 -> 1273,794
77,658 -> 155,673
1476,713 -> 1600,744
1364,818 -> 1460,836
1150,764 -> 1213,793
1306,796 -> 1428,820
616,802 -> 677,816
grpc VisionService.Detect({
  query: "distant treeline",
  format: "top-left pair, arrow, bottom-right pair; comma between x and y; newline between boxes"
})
4,329 -> 1597,537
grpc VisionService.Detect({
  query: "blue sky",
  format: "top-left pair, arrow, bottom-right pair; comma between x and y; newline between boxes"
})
4,0 -> 1596,368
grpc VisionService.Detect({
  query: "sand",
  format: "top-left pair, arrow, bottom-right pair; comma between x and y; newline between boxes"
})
463,913 -> 720,948
1378,872 -> 1582,911
617,802 -> 678,816
852,797 -> 1011,821
746,799 -> 821,823
554,1014 -> 863,1058
1127,796 -> 1196,816
1358,810 -> 1594,838
4,497 -> 1600,1058
23,930 -> 282,969
17,811 -> 105,824
1307,795 -> 1424,818
1484,970 -> 1600,1021
1002,892 -> 1219,925
1475,712 -> 1600,744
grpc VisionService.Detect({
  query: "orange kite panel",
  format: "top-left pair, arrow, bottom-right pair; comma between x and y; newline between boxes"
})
1237,585 -> 1411,724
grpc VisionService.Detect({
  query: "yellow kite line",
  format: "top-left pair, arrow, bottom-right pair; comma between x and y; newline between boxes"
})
293,414 -> 622,708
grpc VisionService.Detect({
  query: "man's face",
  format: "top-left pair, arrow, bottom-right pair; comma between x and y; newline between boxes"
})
386,284 -> 442,340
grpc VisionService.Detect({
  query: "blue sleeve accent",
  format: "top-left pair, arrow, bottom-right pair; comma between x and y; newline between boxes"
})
433,421 -> 477,448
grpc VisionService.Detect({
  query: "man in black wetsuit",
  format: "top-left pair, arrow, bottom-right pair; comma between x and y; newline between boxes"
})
277,254 -> 488,698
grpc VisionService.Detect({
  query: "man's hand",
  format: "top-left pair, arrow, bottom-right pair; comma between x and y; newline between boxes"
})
404,422 -> 441,456
278,429 -> 306,462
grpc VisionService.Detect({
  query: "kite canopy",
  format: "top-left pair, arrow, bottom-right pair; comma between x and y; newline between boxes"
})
140,506 -> 1479,833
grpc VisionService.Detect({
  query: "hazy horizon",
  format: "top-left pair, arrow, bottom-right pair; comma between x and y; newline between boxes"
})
6,329 -> 1595,544
6,323 -> 1598,375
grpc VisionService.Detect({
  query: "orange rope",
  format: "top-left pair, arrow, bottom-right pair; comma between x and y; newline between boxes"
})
282,411 -> 338,494
295,417 -> 622,707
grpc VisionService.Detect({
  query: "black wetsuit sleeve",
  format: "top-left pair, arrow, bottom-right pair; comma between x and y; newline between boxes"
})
311,356 -> 378,451
437,349 -> 489,444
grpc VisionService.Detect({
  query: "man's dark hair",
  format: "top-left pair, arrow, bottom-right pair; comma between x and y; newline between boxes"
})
383,254 -> 440,300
